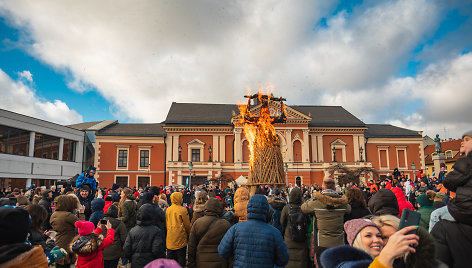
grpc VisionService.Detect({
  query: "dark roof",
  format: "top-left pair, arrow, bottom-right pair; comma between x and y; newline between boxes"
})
424,139 -> 462,164
165,102 -> 366,127
292,106 -> 366,127
68,121 -> 101,130
364,124 -> 421,138
97,123 -> 165,137
164,102 -> 238,125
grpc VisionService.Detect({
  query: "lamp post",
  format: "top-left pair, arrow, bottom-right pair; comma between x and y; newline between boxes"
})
189,162 -> 193,190
284,162 -> 288,183
411,162 -> 416,181
208,145 -> 212,162
332,146 -> 336,162
359,147 -> 364,162
178,145 -> 182,162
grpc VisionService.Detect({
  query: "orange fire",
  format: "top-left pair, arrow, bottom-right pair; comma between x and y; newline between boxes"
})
237,93 -> 279,170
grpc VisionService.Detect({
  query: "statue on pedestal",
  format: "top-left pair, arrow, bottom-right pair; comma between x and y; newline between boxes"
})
434,134 -> 442,153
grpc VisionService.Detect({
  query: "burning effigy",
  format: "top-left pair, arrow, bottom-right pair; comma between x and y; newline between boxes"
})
237,93 -> 288,195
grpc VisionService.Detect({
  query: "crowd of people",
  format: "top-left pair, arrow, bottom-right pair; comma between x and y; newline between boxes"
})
0,130 -> 471,268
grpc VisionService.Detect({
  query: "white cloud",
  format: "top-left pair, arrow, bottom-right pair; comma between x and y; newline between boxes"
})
0,0 -> 441,123
18,70 -> 33,83
0,69 -> 83,125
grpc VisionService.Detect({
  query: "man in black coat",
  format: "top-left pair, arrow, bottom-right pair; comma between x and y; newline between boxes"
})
108,183 -> 121,203
77,186 -> 92,220
38,189 -> 53,230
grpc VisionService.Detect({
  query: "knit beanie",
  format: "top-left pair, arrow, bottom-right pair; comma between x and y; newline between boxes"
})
105,205 -> 119,218
0,207 -> 31,246
111,183 -> 120,191
416,193 -> 433,207
462,130 -> 472,139
75,220 -> 95,236
142,192 -> 155,202
344,219 -> 380,246
144,258 -> 181,268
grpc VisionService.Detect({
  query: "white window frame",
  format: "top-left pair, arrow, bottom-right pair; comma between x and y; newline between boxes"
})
116,145 -> 130,170
136,175 -> 151,189
395,146 -> 408,169
138,146 -> 151,171
330,139 -> 347,162
114,175 -> 129,188
187,138 -> 205,162
377,146 -> 390,170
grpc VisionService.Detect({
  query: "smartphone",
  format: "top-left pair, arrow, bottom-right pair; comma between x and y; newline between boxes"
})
100,219 -> 107,225
49,231 -> 57,239
399,209 -> 421,235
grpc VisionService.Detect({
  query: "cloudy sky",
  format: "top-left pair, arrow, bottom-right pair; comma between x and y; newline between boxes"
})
0,0 -> 471,138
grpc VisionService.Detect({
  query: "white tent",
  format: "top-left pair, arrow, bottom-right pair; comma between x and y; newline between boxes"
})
235,175 -> 247,185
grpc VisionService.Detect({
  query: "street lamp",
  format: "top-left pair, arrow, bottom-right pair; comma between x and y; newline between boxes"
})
208,145 -> 212,162
332,146 -> 337,162
188,162 -> 193,189
359,147 -> 364,162
284,162 -> 288,181
178,145 -> 182,162
411,162 -> 416,181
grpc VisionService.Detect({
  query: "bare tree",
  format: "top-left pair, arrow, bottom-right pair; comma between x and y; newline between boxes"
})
327,164 -> 379,186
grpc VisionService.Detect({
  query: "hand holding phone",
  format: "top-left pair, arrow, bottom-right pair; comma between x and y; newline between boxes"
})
399,209 -> 421,235
100,219 -> 107,225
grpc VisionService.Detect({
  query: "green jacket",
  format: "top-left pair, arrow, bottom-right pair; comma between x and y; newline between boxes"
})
418,206 -> 435,230
119,197 -> 137,231
301,190 -> 351,248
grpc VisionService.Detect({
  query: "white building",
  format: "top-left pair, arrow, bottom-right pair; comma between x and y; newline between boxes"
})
0,109 -> 86,188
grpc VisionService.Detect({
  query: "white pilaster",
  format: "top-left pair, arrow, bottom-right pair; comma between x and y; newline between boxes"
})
166,135 -> 173,163
311,134 -> 317,162
317,135 -> 324,162
234,128 -> 242,162
219,135 -> 226,162
285,130 -> 293,161
212,135 -> 219,162
302,129 -> 309,162
172,135 -> 179,161
353,135 -> 360,162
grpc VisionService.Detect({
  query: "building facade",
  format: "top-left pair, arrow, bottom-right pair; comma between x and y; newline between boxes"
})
94,102 -> 425,188
424,139 -> 462,177
0,109 -> 85,188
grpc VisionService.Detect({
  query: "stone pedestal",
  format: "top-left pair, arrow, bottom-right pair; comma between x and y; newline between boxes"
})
432,154 -> 446,177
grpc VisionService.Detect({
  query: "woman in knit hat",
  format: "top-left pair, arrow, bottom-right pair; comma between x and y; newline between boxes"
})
416,190 -> 435,230
321,218 -> 419,268
72,220 -> 115,268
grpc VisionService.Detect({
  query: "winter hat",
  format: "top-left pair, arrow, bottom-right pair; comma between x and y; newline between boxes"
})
435,192 -> 446,200
144,258 -> 182,268
42,189 -> 52,198
80,185 -> 91,192
150,186 -> 160,196
462,130 -> 472,138
133,191 -> 140,197
0,206 -> 31,246
344,219 -> 380,246
142,192 -> 155,202
111,183 -> 120,191
105,205 -> 118,218
416,193 -> 433,207
75,220 -> 95,236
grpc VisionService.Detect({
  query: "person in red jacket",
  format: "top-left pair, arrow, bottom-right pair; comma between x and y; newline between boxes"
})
391,187 -> 414,217
72,220 -> 115,268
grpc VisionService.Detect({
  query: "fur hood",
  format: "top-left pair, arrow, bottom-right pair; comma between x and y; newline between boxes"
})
54,194 -> 80,212
269,197 -> 286,210
234,187 -> 250,204
71,233 -> 103,255
193,203 -> 205,213
313,191 -> 348,208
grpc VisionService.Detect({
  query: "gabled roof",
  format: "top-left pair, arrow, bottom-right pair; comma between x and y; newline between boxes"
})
68,120 -> 117,131
165,102 -> 366,127
164,102 -> 238,125
293,106 -> 366,127
97,123 -> 165,137
424,139 -> 462,164
364,124 -> 422,138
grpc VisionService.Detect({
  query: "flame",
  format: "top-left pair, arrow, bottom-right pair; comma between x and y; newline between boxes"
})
237,92 -> 279,170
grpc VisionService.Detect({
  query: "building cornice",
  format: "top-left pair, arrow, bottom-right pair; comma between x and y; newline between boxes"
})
163,126 -> 234,133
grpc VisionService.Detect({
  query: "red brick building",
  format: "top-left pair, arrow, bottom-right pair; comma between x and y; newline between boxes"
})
94,102 -> 425,188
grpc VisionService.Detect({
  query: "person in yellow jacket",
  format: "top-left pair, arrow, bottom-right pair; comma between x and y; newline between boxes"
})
166,191 -> 191,267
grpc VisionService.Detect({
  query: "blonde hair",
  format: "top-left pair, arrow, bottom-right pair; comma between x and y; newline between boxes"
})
118,188 -> 132,216
352,234 -> 370,255
371,215 -> 400,229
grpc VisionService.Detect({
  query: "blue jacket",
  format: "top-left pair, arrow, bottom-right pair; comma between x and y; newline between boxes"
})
218,195 -> 289,268
89,198 -> 105,227
76,170 -> 97,190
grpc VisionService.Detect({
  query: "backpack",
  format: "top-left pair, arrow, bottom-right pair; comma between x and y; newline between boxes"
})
269,205 -> 283,235
288,204 -> 308,242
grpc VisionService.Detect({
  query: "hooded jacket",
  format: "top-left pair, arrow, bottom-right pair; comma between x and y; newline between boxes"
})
391,187 -> 414,217
281,188 -> 309,268
0,244 -> 48,268
38,190 -> 53,230
432,219 -> 472,268
301,189 -> 351,248
190,191 -> 208,226
72,226 -> 115,268
218,195 -> 289,268
368,189 -> 399,216
233,187 -> 250,222
50,194 -> 80,265
188,198 -> 232,268
165,192 -> 191,250
102,205 -> 128,261
443,154 -> 472,225
89,198 -> 105,227
123,204 -> 165,268
118,194 -> 137,231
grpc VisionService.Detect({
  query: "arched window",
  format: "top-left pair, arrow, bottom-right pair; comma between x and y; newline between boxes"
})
296,177 -> 302,187
242,140 -> 250,162
293,140 -> 302,162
